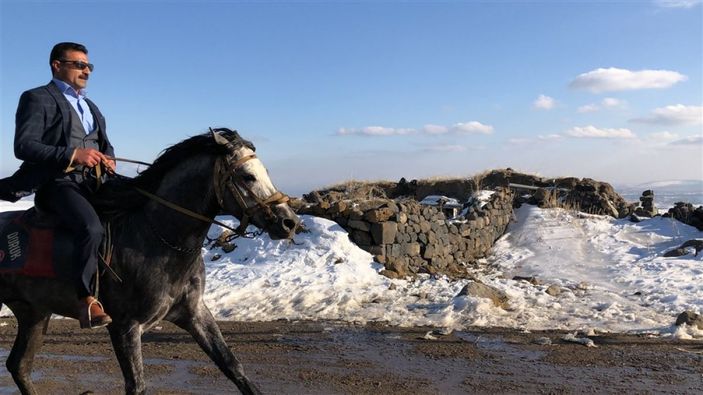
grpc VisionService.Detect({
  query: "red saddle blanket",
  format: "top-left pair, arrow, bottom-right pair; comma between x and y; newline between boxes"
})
0,210 -> 73,278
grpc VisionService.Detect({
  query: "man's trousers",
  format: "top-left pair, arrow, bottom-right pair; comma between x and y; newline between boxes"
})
39,179 -> 103,298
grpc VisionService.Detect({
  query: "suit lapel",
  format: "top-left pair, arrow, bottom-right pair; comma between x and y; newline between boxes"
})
85,98 -> 106,133
45,81 -> 72,146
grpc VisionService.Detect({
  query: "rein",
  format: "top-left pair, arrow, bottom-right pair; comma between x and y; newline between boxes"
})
134,187 -> 243,236
107,139 -> 290,252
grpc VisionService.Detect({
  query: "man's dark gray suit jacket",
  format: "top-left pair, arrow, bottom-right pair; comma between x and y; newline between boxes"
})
0,81 -> 114,202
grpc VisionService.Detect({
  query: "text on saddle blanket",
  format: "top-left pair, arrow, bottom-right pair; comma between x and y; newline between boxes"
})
0,211 -> 74,278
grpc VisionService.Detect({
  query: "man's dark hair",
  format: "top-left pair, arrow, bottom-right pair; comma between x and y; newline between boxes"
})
49,42 -> 88,66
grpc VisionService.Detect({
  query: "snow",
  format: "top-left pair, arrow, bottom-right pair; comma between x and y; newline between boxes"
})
1,198 -> 701,339
419,195 -> 461,206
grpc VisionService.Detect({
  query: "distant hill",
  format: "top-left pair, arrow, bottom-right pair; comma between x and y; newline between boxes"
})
633,179 -> 703,192
617,179 -> 703,208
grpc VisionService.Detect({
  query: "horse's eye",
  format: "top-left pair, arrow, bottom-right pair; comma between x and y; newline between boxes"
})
242,173 -> 257,183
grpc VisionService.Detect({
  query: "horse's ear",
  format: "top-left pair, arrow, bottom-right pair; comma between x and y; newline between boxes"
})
211,129 -> 230,146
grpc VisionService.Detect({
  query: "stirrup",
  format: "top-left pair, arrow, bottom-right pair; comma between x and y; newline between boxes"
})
80,299 -> 112,329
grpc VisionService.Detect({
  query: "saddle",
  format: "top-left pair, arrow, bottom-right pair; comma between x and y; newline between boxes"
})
0,198 -> 112,279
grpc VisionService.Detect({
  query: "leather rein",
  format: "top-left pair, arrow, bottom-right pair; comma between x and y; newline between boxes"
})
107,147 -> 290,247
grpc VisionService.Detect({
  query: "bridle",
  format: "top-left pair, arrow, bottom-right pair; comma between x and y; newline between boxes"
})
211,137 -> 290,236
125,129 -> 292,253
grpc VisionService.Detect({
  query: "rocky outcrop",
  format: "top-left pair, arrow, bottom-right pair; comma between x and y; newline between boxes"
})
305,169 -> 634,219
664,202 -> 703,231
561,179 -> 633,218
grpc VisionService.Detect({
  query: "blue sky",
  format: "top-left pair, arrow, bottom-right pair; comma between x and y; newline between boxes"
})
1,0 -> 701,196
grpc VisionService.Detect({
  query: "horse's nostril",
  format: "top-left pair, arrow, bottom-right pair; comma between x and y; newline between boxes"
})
282,218 -> 297,231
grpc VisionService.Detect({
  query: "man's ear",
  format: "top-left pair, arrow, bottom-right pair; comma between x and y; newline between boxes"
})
51,60 -> 61,74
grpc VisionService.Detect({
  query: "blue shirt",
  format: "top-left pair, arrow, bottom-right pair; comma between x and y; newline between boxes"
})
52,78 -> 95,134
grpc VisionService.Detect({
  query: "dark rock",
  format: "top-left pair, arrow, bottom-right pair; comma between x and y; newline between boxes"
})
364,207 -> 396,223
371,222 -> 398,245
350,230 -> 372,245
379,269 -> 402,279
384,256 -> 408,277
663,247 -> 688,257
675,311 -> 703,329
513,276 -> 542,285
545,285 -> 562,296
348,220 -> 370,232
456,281 -> 510,309
664,239 -> 703,257
401,242 -> 421,256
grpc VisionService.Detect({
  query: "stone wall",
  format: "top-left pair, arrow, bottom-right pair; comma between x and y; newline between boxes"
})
299,187 -> 514,279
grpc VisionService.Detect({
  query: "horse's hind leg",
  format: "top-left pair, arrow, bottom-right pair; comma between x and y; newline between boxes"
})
5,303 -> 50,395
173,303 -> 262,395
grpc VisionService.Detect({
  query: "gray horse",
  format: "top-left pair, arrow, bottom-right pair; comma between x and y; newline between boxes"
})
0,129 -> 300,394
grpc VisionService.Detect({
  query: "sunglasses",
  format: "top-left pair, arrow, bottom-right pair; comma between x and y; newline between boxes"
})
59,59 -> 94,72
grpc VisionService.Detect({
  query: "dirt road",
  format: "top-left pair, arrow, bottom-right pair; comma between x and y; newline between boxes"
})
0,318 -> 701,394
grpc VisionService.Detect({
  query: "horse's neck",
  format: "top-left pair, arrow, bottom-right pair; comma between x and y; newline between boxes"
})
143,154 -> 219,249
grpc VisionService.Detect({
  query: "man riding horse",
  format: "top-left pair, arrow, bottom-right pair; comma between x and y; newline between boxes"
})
1,42 -> 114,329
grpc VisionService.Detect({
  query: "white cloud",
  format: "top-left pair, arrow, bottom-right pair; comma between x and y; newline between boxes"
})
423,124 -> 449,134
538,134 -> 563,141
570,67 -> 687,93
424,144 -> 467,152
577,98 -> 626,113
507,138 -> 532,145
654,0 -> 701,8
533,94 -> 556,110
339,121 -> 495,137
578,104 -> 600,113
602,97 -> 626,108
337,126 -> 416,136
668,135 -> 703,146
450,121 -> 494,134
648,131 -> 680,141
631,104 -> 703,125
566,125 -> 636,139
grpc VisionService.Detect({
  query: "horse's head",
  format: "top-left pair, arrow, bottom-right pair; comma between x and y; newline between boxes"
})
211,129 -> 300,240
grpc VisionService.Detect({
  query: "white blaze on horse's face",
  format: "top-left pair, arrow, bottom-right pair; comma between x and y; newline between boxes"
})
232,145 -> 277,200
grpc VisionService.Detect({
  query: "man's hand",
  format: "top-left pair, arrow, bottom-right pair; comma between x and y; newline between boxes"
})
73,148 -> 108,168
103,158 -> 116,174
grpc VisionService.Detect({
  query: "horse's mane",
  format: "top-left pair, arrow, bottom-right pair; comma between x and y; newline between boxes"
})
92,128 -> 255,219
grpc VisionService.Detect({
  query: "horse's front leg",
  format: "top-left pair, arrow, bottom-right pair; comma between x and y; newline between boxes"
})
108,322 -> 145,395
5,303 -> 49,395
172,303 -> 262,395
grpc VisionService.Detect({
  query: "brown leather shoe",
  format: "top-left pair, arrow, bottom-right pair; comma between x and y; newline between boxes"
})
79,296 -> 112,329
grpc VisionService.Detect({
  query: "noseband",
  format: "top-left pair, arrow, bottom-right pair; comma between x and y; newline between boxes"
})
213,149 -> 290,236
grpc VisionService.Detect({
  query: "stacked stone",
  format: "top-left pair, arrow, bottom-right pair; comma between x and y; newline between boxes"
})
634,190 -> 657,217
298,187 -> 515,279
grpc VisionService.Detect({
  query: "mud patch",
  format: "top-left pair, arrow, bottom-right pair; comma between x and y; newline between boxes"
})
0,319 -> 701,394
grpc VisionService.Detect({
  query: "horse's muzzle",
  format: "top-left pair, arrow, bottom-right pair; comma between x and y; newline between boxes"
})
266,206 -> 300,240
